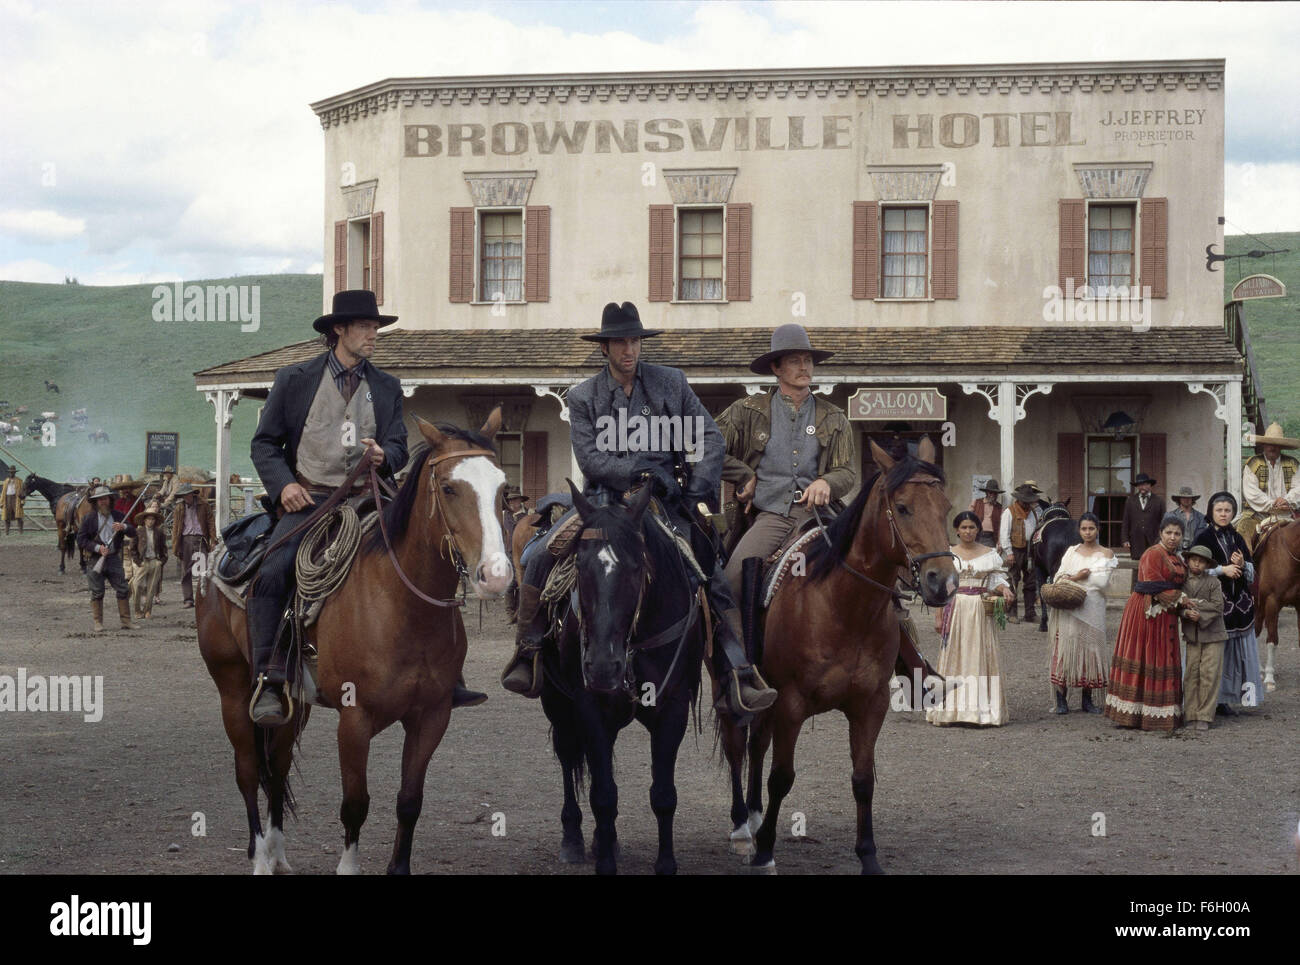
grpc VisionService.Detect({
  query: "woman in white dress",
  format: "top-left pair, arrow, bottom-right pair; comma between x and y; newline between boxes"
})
1047,512 -> 1118,715
927,512 -> 1015,726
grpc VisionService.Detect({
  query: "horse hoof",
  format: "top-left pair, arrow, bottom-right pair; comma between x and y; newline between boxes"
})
559,838 -> 587,864
860,858 -> 885,875
729,824 -> 755,855
336,844 -> 361,875
654,858 -> 678,875
747,857 -> 777,875
1265,679 -> 1277,693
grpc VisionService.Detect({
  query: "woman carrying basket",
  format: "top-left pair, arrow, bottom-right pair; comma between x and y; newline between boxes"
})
1046,512 -> 1118,715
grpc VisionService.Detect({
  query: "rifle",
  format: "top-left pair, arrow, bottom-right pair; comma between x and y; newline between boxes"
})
92,483 -> 153,575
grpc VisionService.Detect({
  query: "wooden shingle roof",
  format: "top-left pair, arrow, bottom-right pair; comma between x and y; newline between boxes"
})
194,325 -> 1243,385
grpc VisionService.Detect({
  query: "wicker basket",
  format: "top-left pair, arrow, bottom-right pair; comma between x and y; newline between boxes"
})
1040,580 -> 1087,611
981,595 -> 1000,615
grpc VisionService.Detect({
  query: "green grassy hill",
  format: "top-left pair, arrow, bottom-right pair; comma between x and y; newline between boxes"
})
0,236 -> 1295,487
0,275 -> 321,483
1224,232 -> 1300,438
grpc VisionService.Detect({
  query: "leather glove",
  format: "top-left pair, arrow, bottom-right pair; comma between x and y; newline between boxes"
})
634,464 -> 681,503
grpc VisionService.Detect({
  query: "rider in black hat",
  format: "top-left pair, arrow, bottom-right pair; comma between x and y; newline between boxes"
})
246,291 -> 488,726
501,301 -> 778,716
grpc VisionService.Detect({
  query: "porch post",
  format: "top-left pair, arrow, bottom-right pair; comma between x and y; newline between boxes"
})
205,389 -> 240,530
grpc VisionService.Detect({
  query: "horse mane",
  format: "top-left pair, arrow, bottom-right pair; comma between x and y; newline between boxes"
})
804,455 -> 945,583
362,424 -> 498,555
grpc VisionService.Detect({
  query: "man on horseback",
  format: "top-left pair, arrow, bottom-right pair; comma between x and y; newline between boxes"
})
247,290 -> 430,726
502,301 -> 778,716
1238,422 -> 1300,550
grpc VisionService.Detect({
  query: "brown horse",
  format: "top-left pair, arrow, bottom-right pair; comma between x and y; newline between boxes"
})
197,411 -> 513,875
727,437 -> 956,874
24,475 -> 94,574
1253,520 -> 1300,692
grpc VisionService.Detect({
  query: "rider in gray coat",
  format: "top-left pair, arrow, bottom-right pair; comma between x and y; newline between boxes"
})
501,301 -> 777,717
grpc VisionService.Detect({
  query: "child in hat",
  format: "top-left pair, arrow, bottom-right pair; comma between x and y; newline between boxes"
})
1180,544 -> 1227,731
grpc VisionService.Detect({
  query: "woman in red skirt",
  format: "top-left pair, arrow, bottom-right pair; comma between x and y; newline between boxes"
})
1104,513 -> 1193,731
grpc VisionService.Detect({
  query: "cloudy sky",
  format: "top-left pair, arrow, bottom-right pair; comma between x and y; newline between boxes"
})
1,0 -> 1296,285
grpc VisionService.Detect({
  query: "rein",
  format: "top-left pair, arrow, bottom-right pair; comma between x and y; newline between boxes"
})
811,473 -> 955,601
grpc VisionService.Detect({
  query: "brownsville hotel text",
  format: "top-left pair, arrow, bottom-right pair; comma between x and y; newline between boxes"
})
403,110 -> 1208,156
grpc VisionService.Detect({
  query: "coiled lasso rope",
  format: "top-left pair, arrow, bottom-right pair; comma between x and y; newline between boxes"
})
295,504 -> 363,612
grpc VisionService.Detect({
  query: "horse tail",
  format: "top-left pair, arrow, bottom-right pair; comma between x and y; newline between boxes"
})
254,709 -> 307,821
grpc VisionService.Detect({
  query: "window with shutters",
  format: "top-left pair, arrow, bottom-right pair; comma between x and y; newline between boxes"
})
1086,435 -> 1135,548
677,206 -> 724,301
479,209 -> 524,303
347,218 -> 371,290
880,205 -> 929,299
1087,202 -> 1136,294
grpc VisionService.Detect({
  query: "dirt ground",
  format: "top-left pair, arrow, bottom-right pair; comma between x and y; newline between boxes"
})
1,533 -> 1297,875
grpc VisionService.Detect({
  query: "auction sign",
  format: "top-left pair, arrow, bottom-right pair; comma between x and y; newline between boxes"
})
146,431 -> 180,474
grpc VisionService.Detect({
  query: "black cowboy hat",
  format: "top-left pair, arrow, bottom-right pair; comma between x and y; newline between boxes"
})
1134,472 -> 1157,486
312,290 -> 398,335
580,302 -> 663,342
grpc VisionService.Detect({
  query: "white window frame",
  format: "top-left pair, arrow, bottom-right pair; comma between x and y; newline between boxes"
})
471,205 -> 527,306
1083,199 -> 1141,298
670,202 -> 728,305
874,200 -> 934,302
346,216 -> 371,290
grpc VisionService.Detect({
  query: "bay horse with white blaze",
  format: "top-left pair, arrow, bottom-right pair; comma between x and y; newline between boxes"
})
1253,520 -> 1300,692
197,412 -> 512,874
731,438 -> 956,874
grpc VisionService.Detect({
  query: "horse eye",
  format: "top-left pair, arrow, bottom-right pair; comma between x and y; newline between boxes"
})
441,484 -> 455,496
896,504 -> 911,516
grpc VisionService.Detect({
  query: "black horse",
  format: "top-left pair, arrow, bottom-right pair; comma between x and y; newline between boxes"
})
540,480 -> 706,875
1031,499 -> 1080,632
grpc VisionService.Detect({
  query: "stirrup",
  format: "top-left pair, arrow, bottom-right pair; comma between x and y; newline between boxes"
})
249,674 -> 293,726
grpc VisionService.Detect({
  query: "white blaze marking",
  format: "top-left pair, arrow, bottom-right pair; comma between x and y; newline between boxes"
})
598,545 -> 619,576
450,456 -> 510,591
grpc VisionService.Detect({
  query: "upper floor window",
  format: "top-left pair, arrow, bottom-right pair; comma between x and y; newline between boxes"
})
1088,203 -> 1135,292
348,217 -> 370,290
881,206 -> 928,298
678,207 -> 724,301
480,210 -> 523,302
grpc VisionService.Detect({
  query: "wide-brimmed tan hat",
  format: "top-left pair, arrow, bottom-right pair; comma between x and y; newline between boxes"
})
1172,485 -> 1200,501
750,324 -> 835,376
88,486 -> 115,501
1250,422 -> 1300,449
175,483 -> 197,497
137,504 -> 163,523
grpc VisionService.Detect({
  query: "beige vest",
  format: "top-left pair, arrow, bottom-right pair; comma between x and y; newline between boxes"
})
295,370 -> 377,488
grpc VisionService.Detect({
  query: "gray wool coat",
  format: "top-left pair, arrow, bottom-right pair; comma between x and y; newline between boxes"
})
567,361 -> 724,511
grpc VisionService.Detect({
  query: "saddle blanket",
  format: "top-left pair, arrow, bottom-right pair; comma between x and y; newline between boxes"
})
762,526 -> 826,608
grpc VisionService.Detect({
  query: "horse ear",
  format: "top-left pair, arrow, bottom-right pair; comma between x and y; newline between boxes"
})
415,414 -> 447,449
479,405 -> 503,440
568,478 -> 595,519
916,435 -> 936,464
869,439 -> 895,472
628,479 -> 654,522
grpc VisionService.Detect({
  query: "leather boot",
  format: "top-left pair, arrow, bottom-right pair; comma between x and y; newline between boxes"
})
91,598 -> 104,632
501,583 -> 545,698
714,609 -> 777,717
247,598 -> 289,727
117,597 -> 133,630
1081,688 -> 1102,714
453,673 -> 487,708
1051,686 -> 1069,714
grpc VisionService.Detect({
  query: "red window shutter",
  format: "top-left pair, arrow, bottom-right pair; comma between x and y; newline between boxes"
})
1057,433 -> 1084,513
931,200 -> 958,300
525,205 -> 550,302
449,207 -> 475,303
1139,433 -> 1167,497
522,431 -> 548,502
370,211 -> 384,304
648,205 -> 674,302
725,202 -> 752,302
1058,199 -> 1085,293
1140,198 -> 1168,299
852,201 -> 879,299
333,220 -> 347,294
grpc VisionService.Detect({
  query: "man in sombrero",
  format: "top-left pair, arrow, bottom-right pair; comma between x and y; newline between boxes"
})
1239,421 -> 1300,549
502,301 -> 778,716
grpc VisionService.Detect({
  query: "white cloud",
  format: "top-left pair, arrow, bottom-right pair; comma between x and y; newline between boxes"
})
1225,162 -> 1300,235
0,209 -> 86,241
0,258 -> 67,283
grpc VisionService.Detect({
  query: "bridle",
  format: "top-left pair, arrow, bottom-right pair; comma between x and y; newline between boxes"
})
812,472 -> 955,601
371,447 -> 499,609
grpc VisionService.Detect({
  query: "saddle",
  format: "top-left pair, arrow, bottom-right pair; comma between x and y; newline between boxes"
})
1253,515 -> 1295,556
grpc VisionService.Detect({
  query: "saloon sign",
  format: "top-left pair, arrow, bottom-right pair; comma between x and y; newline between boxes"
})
848,387 -> 947,421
